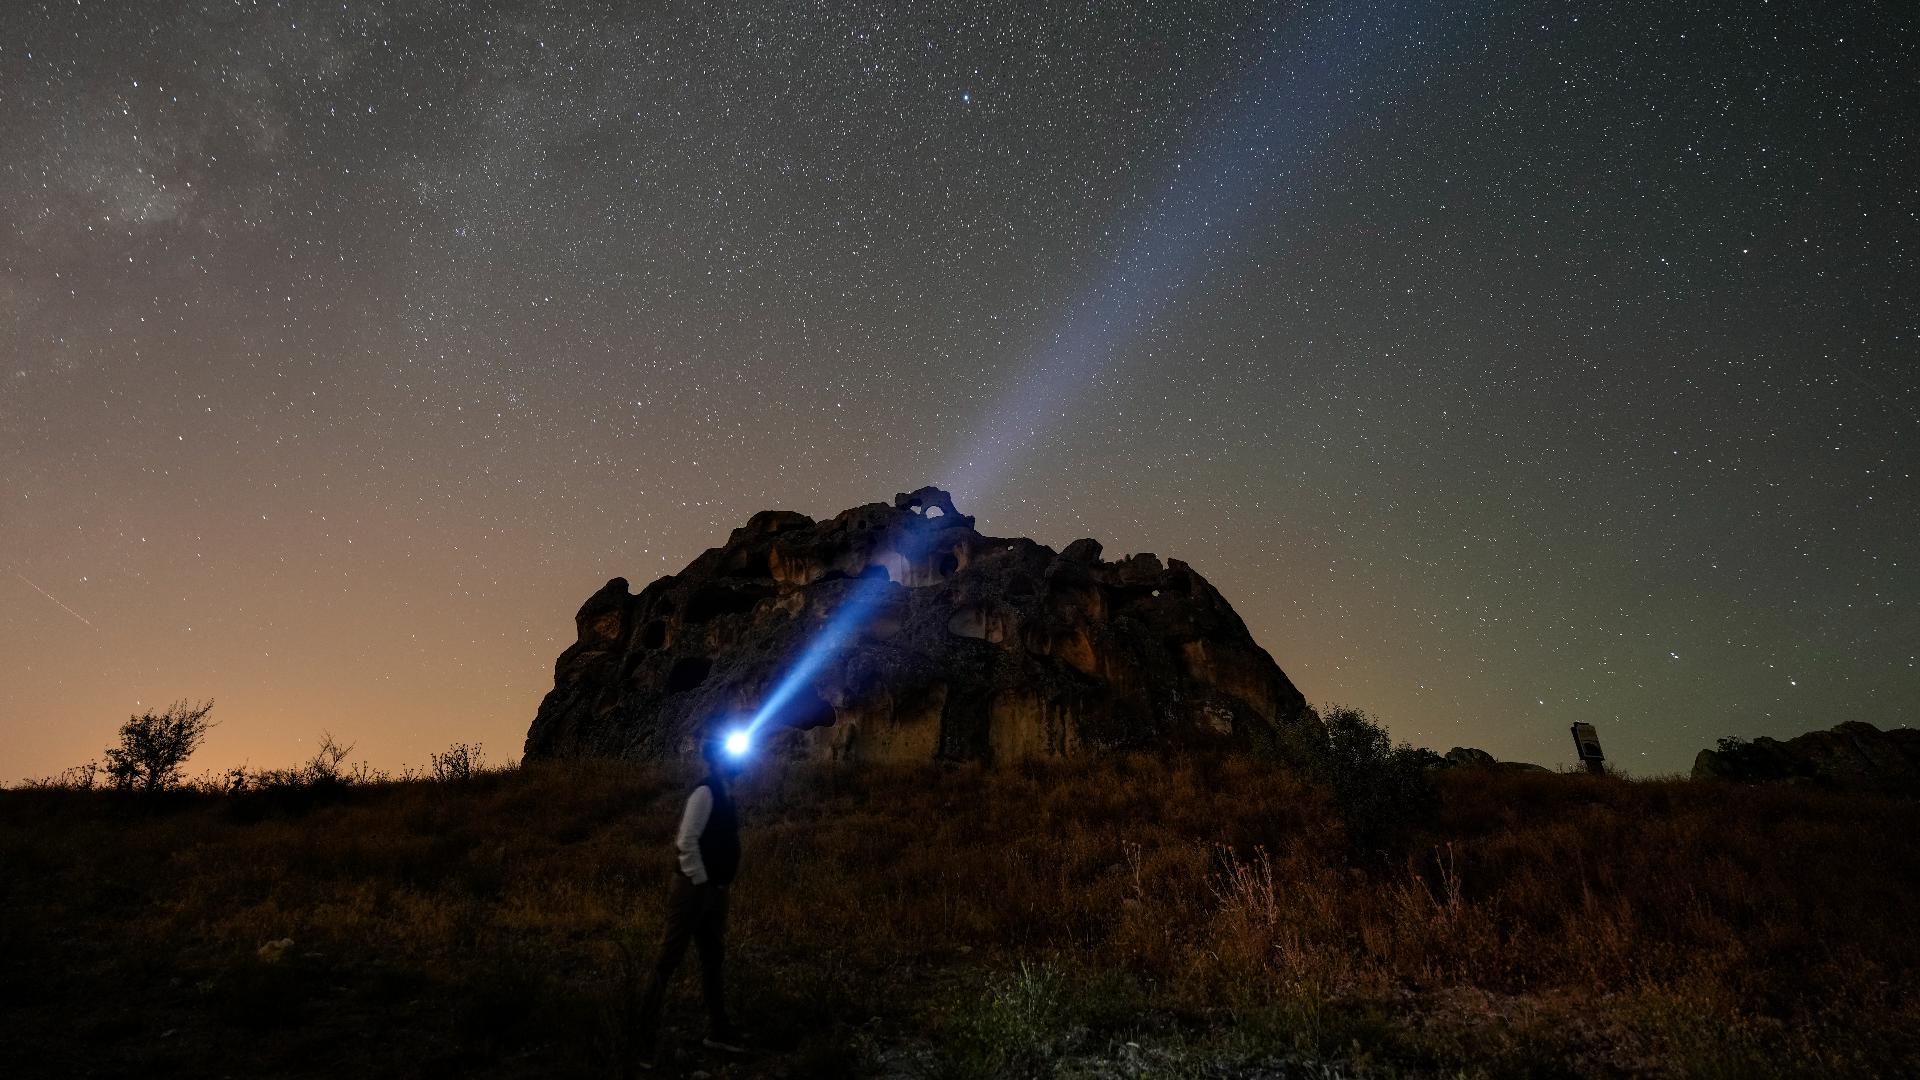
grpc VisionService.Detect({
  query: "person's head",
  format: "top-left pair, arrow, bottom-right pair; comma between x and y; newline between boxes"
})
701,730 -> 748,781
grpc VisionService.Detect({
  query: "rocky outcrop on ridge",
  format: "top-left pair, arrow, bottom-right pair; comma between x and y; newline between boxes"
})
1692,721 -> 1920,793
525,487 -> 1315,764
1438,747 -> 1549,772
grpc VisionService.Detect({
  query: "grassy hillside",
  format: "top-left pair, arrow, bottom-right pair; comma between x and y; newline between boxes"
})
4,756 -> 1917,1078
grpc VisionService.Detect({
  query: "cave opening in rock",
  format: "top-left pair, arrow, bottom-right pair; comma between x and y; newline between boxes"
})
937,553 -> 959,577
640,619 -> 668,649
685,582 -> 771,624
924,505 -> 944,518
665,655 -> 712,693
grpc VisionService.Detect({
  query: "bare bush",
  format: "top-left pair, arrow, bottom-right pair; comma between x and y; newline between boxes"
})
103,699 -> 216,794
303,731 -> 355,785
430,742 -> 484,782
18,760 -> 102,790
220,764 -> 251,796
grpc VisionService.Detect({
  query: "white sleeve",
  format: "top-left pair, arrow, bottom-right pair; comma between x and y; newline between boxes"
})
674,785 -> 712,884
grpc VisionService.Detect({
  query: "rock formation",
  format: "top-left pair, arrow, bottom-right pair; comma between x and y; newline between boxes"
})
524,487 -> 1316,764
1438,747 -> 1549,772
1692,721 -> 1920,794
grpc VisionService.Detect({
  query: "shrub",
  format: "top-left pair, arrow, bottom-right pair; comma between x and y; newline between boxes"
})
431,742 -> 484,782
302,731 -> 355,786
1303,705 -> 1439,858
103,699 -> 215,794
214,732 -> 386,817
18,761 -> 102,791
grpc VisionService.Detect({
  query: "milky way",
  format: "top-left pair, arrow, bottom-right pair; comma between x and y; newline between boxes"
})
3,1 -> 1915,778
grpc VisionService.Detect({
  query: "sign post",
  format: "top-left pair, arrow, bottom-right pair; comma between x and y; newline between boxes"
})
1570,722 -> 1606,775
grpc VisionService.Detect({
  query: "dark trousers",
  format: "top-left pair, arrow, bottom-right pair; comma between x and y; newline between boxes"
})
636,873 -> 732,1043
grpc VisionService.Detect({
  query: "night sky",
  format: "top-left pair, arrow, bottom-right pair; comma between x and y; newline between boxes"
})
4,1 -> 1916,781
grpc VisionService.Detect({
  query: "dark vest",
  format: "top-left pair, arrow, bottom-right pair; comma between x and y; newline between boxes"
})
696,778 -> 741,887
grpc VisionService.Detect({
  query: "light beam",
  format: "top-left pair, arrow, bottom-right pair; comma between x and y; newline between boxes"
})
732,0 -> 1459,753
947,0 -> 1458,502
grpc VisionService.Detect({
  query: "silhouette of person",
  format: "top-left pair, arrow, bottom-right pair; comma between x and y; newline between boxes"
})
636,732 -> 748,1066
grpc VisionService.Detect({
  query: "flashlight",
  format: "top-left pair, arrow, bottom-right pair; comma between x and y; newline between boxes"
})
723,729 -> 751,757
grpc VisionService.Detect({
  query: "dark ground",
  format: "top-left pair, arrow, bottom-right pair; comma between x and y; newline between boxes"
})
5,756 -> 1918,1078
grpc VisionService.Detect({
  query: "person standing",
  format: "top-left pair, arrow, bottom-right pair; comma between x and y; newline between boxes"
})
636,732 -> 749,1065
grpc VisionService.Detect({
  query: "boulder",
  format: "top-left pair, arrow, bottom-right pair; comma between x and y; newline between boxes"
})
524,488 -> 1316,765
1433,746 -> 1546,772
1060,538 -> 1104,564
1692,722 -> 1920,793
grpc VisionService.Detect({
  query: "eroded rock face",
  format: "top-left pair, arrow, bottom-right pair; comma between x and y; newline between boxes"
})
1692,721 -> 1920,793
524,488 -> 1315,764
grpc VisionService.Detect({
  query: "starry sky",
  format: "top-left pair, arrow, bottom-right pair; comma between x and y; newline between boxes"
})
3,0 -> 1916,781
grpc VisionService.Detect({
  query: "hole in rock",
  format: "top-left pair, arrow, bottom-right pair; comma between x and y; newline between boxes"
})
936,553 -> 959,577
666,656 -> 712,693
924,505 -> 945,518
685,583 -> 770,624
640,620 -> 668,649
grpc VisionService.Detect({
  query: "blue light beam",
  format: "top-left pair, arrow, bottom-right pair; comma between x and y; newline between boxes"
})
946,0 -> 1459,501
732,1 -> 1462,752
735,559 -> 914,744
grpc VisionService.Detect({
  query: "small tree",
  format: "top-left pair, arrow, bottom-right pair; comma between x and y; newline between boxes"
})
104,699 -> 216,794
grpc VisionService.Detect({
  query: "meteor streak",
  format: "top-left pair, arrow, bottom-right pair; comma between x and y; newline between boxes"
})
12,571 -> 98,631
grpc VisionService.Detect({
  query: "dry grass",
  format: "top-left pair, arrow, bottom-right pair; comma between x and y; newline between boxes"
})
3,755 -> 1916,1077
